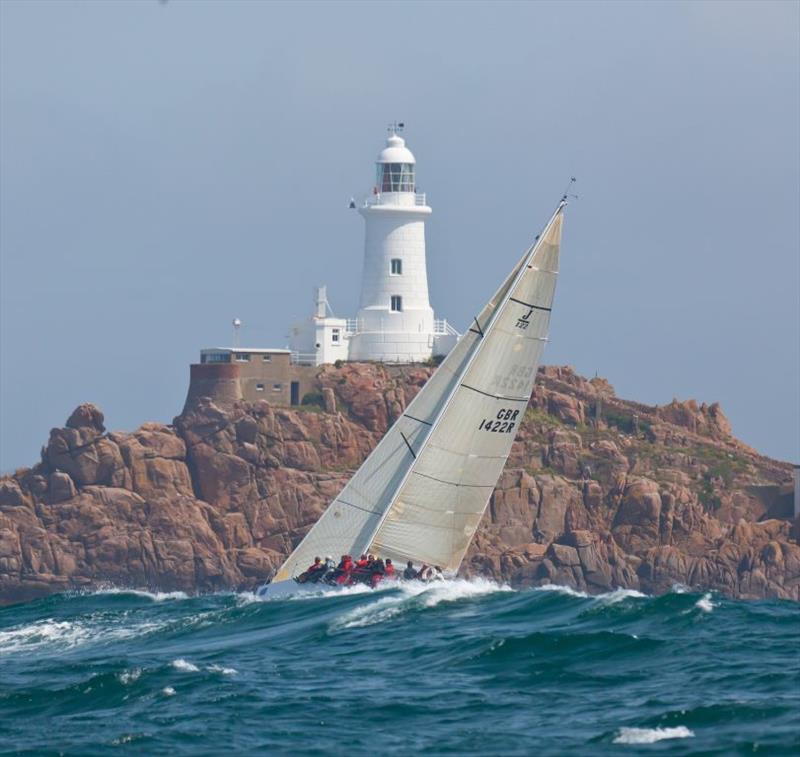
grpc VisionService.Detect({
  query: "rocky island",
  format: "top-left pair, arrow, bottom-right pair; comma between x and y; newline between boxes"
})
0,364 -> 796,605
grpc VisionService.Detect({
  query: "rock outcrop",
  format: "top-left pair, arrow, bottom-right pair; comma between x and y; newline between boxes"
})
0,365 -> 796,605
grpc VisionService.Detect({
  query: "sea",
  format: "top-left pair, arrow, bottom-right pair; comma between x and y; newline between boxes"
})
0,580 -> 797,756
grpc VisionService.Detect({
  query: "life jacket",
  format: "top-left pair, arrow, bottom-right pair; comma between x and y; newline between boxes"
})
370,572 -> 383,588
335,557 -> 354,584
384,564 -> 396,579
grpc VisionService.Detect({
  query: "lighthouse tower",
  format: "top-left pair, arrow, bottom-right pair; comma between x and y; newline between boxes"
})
347,126 -> 439,363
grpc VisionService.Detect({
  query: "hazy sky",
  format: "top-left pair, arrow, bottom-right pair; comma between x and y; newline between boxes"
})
1,0 -> 798,471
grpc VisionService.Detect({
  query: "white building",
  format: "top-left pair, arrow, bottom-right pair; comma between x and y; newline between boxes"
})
289,126 -> 459,366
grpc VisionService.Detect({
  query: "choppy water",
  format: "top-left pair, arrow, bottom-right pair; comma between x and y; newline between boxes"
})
0,581 -> 797,755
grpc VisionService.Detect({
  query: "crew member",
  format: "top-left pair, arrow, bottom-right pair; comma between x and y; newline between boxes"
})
370,558 -> 386,588
298,556 -> 325,583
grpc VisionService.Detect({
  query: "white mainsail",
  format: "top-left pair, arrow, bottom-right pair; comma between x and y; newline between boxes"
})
272,202 -> 564,582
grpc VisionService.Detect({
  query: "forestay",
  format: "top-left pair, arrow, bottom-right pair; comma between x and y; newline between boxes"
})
273,203 -> 564,581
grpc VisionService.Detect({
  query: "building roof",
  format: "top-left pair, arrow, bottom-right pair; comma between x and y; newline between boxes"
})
377,134 -> 416,165
201,347 -> 291,354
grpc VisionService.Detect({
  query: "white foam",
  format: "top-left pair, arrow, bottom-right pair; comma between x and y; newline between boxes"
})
0,616 -> 165,655
171,658 -> 199,672
208,664 -> 237,676
414,577 -> 512,608
162,686 -> 176,696
96,588 -> 189,602
234,591 -> 259,606
597,588 -> 648,605
289,582 -> 377,601
695,593 -> 715,612
613,726 -> 694,744
118,668 -> 141,685
331,594 -> 406,629
330,578 -> 512,630
533,584 -> 650,603
534,583 -> 590,598
0,620 -> 90,655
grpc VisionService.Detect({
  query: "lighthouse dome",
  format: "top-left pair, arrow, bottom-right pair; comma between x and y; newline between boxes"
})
377,134 -> 416,165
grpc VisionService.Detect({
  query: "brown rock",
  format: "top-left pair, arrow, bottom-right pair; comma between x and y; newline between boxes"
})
47,472 -> 77,503
1,364 -> 797,604
322,387 -> 336,414
66,403 -> 106,433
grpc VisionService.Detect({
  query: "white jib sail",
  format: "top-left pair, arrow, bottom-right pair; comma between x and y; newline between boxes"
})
273,204 -> 564,581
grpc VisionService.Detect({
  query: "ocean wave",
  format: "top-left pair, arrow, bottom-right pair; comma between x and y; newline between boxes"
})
0,585 -> 796,754
532,583 -> 590,598
596,588 -> 649,604
532,584 -> 650,604
208,663 -> 237,676
613,726 -> 694,744
0,617 -> 165,655
695,593 -> 716,613
330,578 -> 512,630
93,588 -> 190,602
171,658 -> 200,672
117,668 -> 142,685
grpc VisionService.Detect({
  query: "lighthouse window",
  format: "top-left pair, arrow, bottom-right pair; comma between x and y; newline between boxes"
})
378,163 -> 415,193
331,328 -> 340,343
256,383 -> 265,392
391,258 -> 402,275
391,295 -> 403,312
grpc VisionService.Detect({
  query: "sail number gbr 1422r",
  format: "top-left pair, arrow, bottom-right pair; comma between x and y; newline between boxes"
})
478,408 -> 520,433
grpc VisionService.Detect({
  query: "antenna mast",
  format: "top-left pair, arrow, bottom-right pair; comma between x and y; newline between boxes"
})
232,318 -> 242,349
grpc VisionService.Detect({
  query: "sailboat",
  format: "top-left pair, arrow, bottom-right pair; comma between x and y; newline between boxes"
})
260,198 -> 566,597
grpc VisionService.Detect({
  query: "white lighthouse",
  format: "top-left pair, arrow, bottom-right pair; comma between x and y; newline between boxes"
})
348,125 -> 441,363
288,125 -> 458,365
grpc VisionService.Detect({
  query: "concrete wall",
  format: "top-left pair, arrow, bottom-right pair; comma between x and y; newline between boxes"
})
184,359 -> 321,411
184,363 -> 242,412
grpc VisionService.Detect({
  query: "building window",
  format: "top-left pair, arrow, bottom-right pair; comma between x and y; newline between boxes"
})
202,352 -> 231,364
391,295 -> 403,312
331,328 -> 340,344
255,383 -> 265,392
262,354 -> 272,362
272,383 -> 282,392
235,353 -> 250,362
390,258 -> 402,275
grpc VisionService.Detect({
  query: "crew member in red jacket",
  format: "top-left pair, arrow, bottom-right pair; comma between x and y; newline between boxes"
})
350,554 -> 370,585
334,554 -> 354,585
297,556 -> 325,583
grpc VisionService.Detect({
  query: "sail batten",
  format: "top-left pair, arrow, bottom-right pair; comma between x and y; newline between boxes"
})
272,202 -> 564,583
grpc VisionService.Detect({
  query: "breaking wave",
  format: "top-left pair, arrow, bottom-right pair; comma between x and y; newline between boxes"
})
0,581 -> 796,754
613,726 -> 694,744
